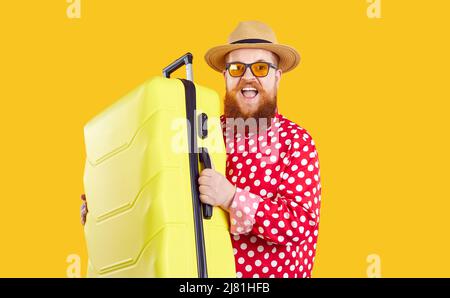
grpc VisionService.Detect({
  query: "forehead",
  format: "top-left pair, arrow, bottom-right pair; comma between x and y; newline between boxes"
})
226,48 -> 277,64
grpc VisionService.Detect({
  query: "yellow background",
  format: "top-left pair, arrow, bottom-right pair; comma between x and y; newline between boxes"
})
0,0 -> 449,277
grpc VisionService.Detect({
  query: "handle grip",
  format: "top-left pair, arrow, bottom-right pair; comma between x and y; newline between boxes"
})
199,147 -> 213,219
162,52 -> 193,81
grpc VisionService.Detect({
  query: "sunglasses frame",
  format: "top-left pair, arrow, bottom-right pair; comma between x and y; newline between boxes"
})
225,61 -> 278,78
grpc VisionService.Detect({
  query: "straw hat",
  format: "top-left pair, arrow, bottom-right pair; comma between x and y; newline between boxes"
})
204,21 -> 301,73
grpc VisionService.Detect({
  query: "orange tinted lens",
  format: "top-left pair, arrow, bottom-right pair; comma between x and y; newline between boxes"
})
251,63 -> 269,76
228,63 -> 245,76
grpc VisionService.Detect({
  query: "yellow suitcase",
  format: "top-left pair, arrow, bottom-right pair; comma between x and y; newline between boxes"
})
83,53 -> 235,277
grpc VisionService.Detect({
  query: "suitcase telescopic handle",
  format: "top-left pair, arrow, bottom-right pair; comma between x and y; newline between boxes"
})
199,147 -> 213,219
162,52 -> 194,81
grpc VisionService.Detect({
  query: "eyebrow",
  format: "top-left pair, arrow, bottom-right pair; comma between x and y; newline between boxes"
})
227,59 -> 272,64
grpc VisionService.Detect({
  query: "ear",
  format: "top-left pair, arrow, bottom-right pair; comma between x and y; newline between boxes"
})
275,68 -> 282,89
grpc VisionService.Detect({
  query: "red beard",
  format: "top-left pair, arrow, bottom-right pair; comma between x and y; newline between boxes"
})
224,80 -> 277,136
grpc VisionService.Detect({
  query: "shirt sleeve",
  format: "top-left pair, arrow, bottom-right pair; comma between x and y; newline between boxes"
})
228,131 -> 322,248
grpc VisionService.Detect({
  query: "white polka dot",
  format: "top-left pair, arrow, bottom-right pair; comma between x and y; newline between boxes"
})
262,267 -> 269,273
270,178 -> 277,185
236,163 -> 243,169
246,158 -> 252,165
263,220 -> 270,227
271,228 -> 278,235
237,272 -> 243,278
248,250 -> 255,257
301,159 -> 308,166
296,185 -> 303,192
251,165 -> 257,172
236,211 -> 242,218
300,216 -> 306,223
240,243 -> 247,250
308,165 -> 314,172
283,273 -> 289,278
278,236 -> 285,242
265,169 -> 272,176
244,207 -> 251,214
255,260 -> 262,267
260,189 -> 267,196
278,221 -> 285,228
254,179 -> 260,186
305,178 -> 312,185
279,252 -> 285,259
257,245 -> 264,252
288,177 -> 295,184
270,155 -> 277,163
271,260 -> 278,267
298,171 -> 305,178
238,257 -> 245,264
245,265 -> 252,272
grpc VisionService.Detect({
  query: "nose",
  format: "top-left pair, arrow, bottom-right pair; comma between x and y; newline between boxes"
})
242,65 -> 256,80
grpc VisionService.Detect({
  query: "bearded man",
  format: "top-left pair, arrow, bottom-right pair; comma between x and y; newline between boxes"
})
197,20 -> 322,278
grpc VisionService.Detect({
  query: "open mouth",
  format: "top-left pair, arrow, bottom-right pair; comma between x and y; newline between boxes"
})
241,87 -> 259,100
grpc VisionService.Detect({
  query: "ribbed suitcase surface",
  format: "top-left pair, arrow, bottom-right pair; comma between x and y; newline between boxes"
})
83,75 -> 235,277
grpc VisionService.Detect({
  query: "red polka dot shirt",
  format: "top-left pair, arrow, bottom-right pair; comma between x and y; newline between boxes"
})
221,112 -> 322,278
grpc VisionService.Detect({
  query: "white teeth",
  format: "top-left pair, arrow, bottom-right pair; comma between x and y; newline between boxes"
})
242,87 -> 257,91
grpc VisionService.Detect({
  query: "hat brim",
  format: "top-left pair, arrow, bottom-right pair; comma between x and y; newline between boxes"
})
204,43 -> 301,73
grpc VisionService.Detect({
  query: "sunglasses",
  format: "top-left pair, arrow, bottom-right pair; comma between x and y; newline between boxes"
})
225,61 -> 278,77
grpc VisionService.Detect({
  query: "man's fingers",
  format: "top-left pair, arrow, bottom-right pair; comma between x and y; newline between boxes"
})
200,168 -> 215,177
199,185 -> 212,197
198,175 -> 211,186
200,194 -> 214,205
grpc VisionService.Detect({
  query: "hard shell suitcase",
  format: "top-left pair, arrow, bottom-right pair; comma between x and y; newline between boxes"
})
83,53 -> 235,277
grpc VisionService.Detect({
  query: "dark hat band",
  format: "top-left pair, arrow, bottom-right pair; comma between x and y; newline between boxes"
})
230,38 -> 273,44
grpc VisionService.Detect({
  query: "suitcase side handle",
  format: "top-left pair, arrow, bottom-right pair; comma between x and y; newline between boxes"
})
199,147 -> 213,219
162,52 -> 194,81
